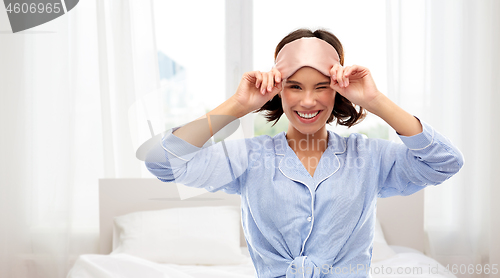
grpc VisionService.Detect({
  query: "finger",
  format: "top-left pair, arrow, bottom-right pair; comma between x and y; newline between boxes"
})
255,71 -> 263,89
267,71 -> 274,92
330,81 -> 341,92
337,66 -> 345,87
329,66 -> 335,80
330,75 -> 342,90
276,81 -> 282,91
330,65 -> 340,90
330,63 -> 339,83
272,68 -> 282,84
343,66 -> 350,87
344,64 -> 359,78
261,72 -> 268,95
272,81 -> 283,96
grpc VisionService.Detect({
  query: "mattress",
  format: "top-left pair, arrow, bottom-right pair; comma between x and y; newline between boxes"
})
67,246 -> 457,278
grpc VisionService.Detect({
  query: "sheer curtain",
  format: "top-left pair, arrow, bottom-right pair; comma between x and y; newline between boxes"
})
0,0 -> 158,277
96,0 -> 159,178
386,1 -> 500,276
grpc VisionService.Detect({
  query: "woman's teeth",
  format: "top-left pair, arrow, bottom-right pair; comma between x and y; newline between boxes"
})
296,111 -> 320,119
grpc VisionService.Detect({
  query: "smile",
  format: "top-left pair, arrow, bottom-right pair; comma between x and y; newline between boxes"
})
296,110 -> 320,118
294,110 -> 322,123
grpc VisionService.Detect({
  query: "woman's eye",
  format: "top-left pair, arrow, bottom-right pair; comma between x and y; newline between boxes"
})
317,86 -> 328,89
290,85 -> 301,89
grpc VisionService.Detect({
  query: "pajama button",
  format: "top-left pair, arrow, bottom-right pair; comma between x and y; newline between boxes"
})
307,216 -> 312,222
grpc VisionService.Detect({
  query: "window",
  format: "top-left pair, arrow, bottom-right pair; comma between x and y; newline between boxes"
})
152,0 -> 226,131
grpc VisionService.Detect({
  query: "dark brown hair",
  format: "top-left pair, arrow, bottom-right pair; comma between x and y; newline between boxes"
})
254,28 -> 366,127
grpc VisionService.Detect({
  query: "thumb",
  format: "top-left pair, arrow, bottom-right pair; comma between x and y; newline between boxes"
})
330,77 -> 343,93
269,82 -> 282,100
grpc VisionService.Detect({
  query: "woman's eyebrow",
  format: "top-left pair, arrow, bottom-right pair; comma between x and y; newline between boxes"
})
316,81 -> 330,86
287,80 -> 330,86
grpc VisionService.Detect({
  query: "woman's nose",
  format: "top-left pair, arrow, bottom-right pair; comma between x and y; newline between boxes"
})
300,90 -> 317,107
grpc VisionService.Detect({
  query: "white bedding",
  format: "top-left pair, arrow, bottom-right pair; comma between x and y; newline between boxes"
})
67,246 -> 457,278
370,246 -> 456,278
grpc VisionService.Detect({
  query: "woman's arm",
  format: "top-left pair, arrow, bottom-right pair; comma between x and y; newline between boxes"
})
144,70 -> 282,193
329,64 -> 463,196
172,98 -> 246,148
171,69 -> 282,148
364,94 -> 422,136
371,120 -> 464,198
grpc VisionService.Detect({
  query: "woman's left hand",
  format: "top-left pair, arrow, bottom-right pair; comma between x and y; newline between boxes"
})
329,64 -> 382,110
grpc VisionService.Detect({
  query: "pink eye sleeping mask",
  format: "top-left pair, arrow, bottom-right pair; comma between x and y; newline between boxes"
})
274,37 -> 340,80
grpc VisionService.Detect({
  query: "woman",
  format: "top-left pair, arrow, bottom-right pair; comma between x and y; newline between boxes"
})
145,28 -> 463,278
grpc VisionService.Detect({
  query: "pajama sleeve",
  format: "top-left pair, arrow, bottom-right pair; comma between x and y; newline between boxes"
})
144,125 -> 257,195
372,118 -> 464,198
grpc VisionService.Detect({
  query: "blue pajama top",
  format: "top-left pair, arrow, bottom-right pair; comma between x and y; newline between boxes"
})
145,119 -> 463,278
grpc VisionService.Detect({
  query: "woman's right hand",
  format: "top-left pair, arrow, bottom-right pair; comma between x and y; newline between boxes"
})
230,69 -> 282,115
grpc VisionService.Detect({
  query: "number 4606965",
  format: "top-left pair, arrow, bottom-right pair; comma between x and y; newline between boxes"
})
6,3 -> 61,14
445,264 -> 498,275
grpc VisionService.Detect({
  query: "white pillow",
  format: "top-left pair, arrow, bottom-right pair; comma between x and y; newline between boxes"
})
111,206 -> 248,265
371,217 -> 397,262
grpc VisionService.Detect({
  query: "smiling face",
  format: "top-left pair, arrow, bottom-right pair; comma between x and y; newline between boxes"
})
280,66 -> 336,137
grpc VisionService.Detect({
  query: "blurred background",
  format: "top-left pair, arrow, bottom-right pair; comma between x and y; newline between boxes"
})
0,0 -> 499,277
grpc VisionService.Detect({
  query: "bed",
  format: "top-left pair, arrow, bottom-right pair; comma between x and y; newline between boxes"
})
66,178 -> 456,278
